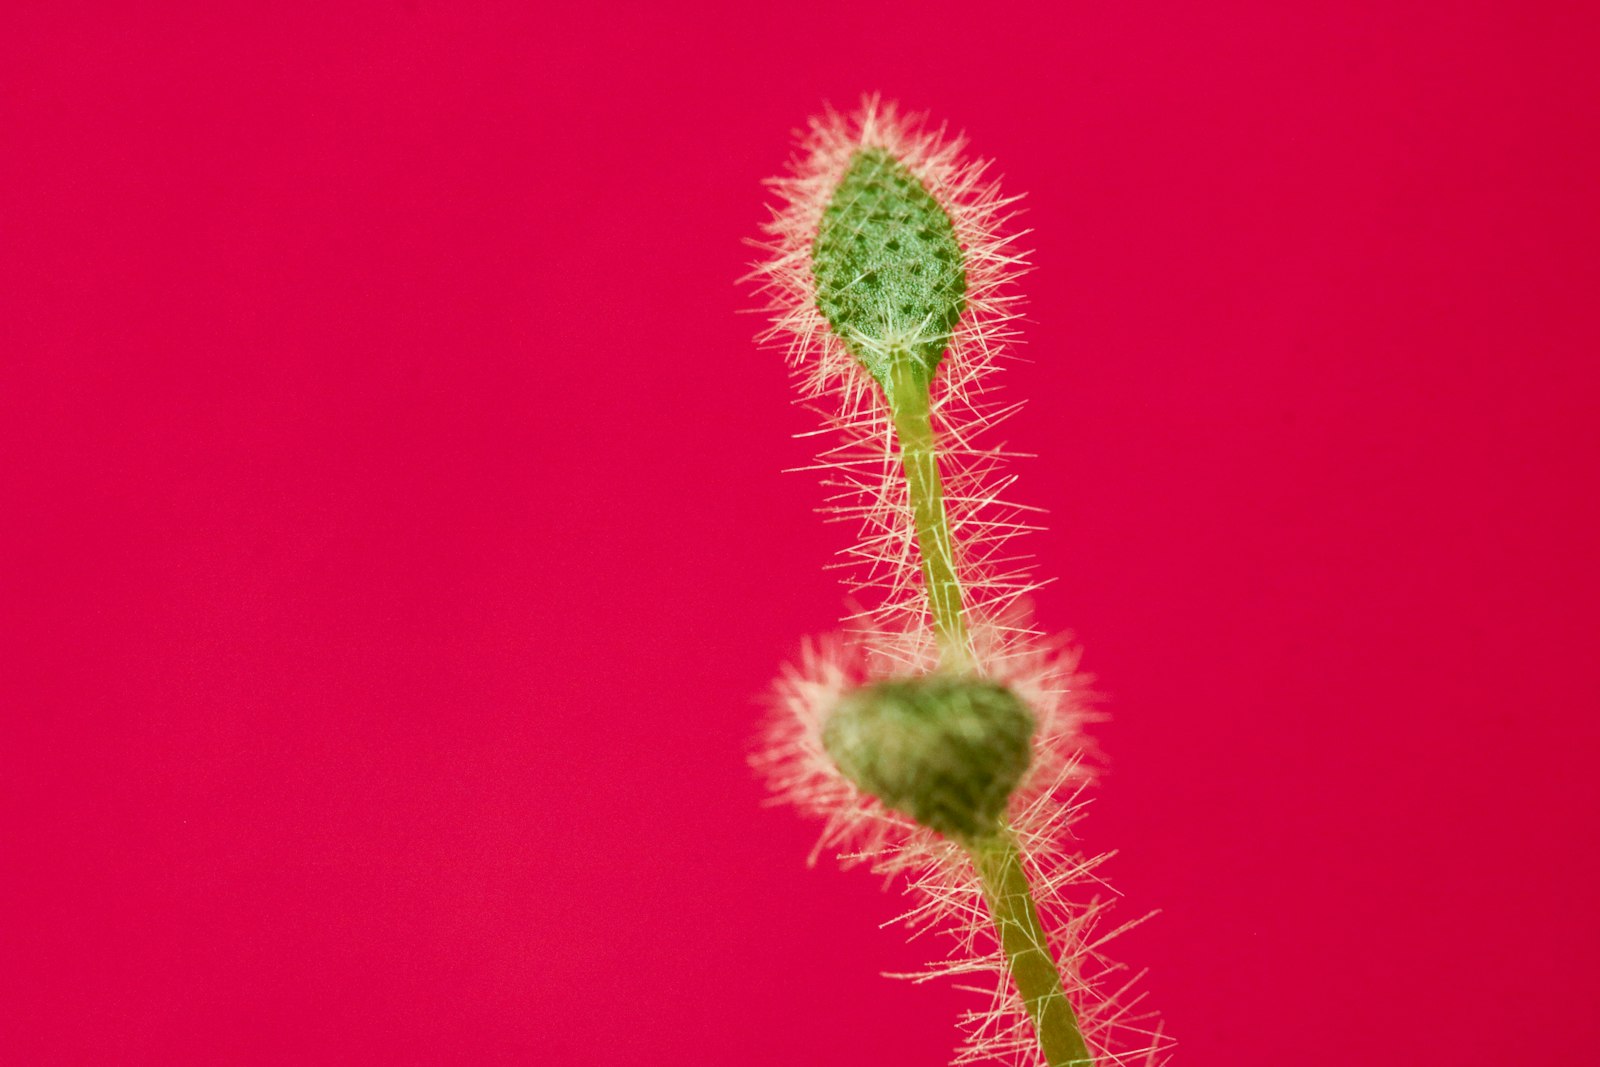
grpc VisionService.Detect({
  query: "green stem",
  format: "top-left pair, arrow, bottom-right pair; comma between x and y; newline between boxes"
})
884,357 -> 970,671
967,833 -> 1096,1067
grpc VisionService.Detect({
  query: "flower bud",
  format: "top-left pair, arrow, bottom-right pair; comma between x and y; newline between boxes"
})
823,676 -> 1033,840
811,146 -> 967,395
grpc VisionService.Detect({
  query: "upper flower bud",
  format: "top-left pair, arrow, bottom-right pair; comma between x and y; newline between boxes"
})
812,147 -> 967,395
750,95 -> 1026,408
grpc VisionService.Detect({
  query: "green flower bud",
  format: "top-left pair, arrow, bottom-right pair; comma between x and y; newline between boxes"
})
811,147 -> 968,395
823,676 -> 1034,840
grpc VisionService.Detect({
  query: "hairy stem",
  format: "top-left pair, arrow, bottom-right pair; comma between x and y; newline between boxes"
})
967,833 -> 1096,1067
885,356 -> 970,670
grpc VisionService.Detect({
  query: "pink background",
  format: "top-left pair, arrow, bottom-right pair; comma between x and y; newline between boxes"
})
5,3 -> 1598,1064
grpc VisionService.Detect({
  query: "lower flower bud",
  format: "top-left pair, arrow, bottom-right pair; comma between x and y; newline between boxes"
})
823,676 -> 1035,840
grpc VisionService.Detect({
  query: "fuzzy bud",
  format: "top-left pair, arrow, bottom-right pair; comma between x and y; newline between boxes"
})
822,676 -> 1034,840
811,147 -> 967,395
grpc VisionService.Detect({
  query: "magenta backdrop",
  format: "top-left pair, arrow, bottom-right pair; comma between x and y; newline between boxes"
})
4,3 -> 1598,1065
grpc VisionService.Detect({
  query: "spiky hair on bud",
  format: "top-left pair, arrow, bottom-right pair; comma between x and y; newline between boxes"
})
752,95 -> 1025,406
748,98 -> 1170,1066
748,95 -> 1036,666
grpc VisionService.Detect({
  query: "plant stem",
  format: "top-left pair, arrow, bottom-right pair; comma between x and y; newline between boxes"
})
885,357 -> 970,671
967,833 -> 1096,1067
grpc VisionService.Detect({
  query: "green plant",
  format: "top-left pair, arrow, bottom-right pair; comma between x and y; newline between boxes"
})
750,97 -> 1167,1066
